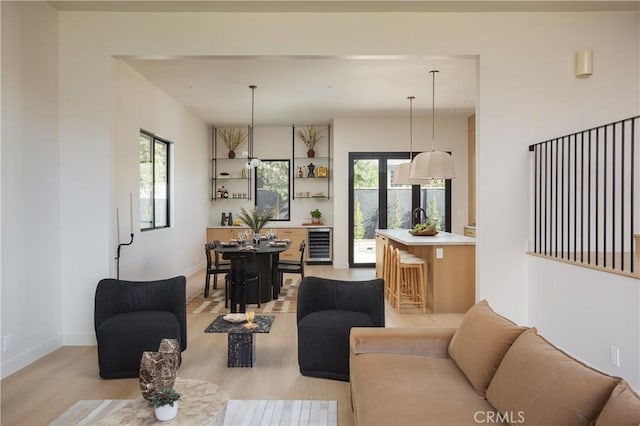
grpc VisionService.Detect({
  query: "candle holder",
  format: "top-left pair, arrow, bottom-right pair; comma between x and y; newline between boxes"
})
115,233 -> 134,280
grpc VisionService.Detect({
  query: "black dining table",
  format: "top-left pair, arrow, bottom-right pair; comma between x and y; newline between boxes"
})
215,239 -> 291,313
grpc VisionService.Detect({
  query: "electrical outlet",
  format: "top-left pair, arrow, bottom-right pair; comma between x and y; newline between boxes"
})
3,335 -> 13,352
610,346 -> 620,367
436,248 -> 444,259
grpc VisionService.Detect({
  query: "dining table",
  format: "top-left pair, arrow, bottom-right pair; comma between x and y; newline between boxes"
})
214,239 -> 291,313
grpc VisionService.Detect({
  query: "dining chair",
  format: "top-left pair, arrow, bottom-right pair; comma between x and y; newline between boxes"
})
277,240 -> 305,289
204,241 -> 231,298
224,250 -> 262,310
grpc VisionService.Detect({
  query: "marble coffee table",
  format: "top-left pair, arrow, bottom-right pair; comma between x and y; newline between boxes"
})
205,314 -> 275,367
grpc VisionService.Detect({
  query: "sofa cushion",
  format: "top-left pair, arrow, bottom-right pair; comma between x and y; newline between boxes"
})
350,352 -> 504,426
595,379 -> 640,426
448,299 -> 527,396
486,328 -> 619,426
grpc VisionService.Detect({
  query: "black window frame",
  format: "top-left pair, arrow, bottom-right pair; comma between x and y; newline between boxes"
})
139,130 -> 171,231
254,159 -> 291,221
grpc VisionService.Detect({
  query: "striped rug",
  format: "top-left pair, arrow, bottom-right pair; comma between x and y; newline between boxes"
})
223,400 -> 337,426
187,277 -> 299,314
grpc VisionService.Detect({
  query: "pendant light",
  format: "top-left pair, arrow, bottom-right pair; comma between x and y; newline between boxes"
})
392,96 -> 415,185
410,70 -> 456,182
245,85 -> 262,169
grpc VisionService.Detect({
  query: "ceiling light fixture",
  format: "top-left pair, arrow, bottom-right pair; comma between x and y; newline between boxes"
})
393,96 -> 415,185
410,70 -> 456,182
245,85 -> 262,169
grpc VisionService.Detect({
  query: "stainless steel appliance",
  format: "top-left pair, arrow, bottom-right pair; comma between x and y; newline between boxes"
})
306,228 -> 332,263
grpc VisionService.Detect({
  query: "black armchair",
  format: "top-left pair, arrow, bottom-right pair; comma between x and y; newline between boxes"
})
94,276 -> 187,379
296,276 -> 385,381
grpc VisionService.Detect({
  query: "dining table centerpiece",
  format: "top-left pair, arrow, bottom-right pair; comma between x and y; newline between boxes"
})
237,207 -> 274,236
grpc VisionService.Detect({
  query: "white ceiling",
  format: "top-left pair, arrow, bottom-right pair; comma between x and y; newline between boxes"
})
122,55 -> 478,126
55,1 -> 635,126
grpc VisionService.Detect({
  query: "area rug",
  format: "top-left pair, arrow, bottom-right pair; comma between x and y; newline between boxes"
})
223,400 -> 337,426
187,277 -> 299,314
51,398 -> 337,426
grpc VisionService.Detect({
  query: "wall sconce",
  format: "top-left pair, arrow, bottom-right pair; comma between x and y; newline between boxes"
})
575,50 -> 593,78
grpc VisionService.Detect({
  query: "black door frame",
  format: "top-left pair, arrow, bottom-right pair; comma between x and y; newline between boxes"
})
348,151 -> 452,268
348,152 -> 417,268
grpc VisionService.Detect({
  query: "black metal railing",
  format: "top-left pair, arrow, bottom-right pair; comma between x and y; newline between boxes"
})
529,116 -> 639,276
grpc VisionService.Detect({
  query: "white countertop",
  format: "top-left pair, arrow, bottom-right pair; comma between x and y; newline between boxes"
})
376,229 -> 476,246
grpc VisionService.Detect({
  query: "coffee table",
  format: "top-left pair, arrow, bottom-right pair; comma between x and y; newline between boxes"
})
205,314 -> 275,367
50,378 -> 228,425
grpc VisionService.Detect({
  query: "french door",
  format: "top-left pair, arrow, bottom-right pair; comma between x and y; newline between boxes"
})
348,152 -> 451,267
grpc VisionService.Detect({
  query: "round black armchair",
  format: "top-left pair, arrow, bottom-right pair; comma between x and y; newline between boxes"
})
296,276 -> 385,381
94,276 -> 187,379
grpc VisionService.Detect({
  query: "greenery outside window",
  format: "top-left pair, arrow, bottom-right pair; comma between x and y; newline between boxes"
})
255,159 -> 290,220
140,130 -> 170,231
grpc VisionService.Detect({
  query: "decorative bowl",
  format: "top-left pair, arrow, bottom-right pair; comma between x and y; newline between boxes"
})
223,313 -> 246,323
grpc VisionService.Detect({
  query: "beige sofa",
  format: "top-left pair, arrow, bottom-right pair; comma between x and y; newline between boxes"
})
350,300 -> 640,426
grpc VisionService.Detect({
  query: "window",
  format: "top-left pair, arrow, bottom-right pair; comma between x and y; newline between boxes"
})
255,159 -> 290,220
139,131 -> 170,230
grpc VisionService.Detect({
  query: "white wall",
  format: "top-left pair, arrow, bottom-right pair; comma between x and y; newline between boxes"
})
1,7 -> 633,386
529,257 -> 639,388
332,115 -> 469,268
1,1 -> 61,377
113,60 -> 210,284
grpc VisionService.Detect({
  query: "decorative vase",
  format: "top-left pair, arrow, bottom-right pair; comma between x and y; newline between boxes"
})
228,150 -> 236,159
307,163 -> 315,178
307,149 -> 315,158
155,402 -> 179,422
312,218 -> 321,224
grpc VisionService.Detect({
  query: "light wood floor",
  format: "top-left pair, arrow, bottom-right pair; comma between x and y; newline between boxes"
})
0,266 -> 463,426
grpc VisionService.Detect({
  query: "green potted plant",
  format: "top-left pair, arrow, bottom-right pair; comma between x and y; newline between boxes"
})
310,208 -> 322,225
149,388 -> 181,421
237,207 -> 275,234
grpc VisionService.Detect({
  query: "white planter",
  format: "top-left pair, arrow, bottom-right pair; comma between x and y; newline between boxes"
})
154,401 -> 179,422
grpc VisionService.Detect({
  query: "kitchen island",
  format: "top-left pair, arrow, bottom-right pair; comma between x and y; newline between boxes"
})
375,229 -> 475,313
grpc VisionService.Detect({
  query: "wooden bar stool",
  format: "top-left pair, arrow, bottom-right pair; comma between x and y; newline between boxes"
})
383,244 -> 418,307
390,246 -> 427,313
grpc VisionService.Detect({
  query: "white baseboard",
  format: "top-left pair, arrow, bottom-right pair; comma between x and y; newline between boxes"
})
184,262 -> 205,278
63,332 -> 96,346
1,335 -> 63,379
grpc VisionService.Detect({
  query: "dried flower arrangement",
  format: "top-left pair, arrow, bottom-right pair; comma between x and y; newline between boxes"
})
218,128 -> 247,152
296,126 -> 325,151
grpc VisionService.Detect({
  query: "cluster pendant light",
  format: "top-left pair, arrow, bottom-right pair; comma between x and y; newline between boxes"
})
392,96 -> 415,185
410,70 -> 456,182
245,85 -> 262,169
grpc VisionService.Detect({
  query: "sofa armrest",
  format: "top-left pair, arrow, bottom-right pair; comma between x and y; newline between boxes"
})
350,327 -> 456,358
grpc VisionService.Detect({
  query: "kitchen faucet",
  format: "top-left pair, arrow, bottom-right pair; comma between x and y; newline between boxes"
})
412,207 -> 426,226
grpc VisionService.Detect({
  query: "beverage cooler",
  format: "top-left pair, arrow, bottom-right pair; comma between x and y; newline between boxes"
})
306,228 -> 332,264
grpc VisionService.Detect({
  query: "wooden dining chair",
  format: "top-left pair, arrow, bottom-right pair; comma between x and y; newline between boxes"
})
204,241 -> 231,298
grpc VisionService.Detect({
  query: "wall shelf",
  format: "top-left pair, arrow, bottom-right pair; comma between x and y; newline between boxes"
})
211,126 -> 252,201
292,125 -> 331,200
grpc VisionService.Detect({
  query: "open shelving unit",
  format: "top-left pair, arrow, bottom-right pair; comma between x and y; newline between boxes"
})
211,126 -> 252,201
291,124 -> 331,200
